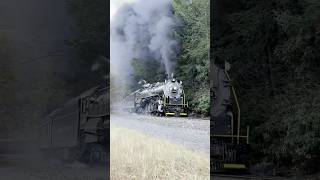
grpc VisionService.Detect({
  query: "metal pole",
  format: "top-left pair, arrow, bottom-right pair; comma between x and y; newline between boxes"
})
246,126 -> 250,144
225,70 -> 241,144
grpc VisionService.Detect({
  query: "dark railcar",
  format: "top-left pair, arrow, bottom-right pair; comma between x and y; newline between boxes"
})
40,84 -> 109,162
211,62 -> 250,172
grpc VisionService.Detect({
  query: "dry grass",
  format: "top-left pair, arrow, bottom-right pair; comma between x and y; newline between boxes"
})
110,125 -> 209,180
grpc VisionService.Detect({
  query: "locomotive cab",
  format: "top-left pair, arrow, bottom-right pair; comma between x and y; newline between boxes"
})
211,61 -> 250,173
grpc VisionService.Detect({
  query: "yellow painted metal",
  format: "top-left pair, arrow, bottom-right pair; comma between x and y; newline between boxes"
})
225,70 -> 241,144
165,112 -> 175,116
231,112 -> 234,143
246,126 -> 250,144
223,163 -> 246,169
213,130 -> 250,145
213,135 -> 248,138
183,90 -> 186,108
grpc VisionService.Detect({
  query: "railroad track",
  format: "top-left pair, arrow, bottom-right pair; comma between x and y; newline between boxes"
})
211,174 -> 289,180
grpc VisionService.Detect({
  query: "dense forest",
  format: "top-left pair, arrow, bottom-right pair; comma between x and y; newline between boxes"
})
173,0 -> 210,115
129,0 -> 210,115
213,0 -> 320,174
0,1 -> 75,138
0,0 -> 107,138
0,34 -> 17,137
67,0 -> 109,88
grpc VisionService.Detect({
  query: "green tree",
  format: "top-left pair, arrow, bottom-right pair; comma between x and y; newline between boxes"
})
130,58 -> 166,90
67,0 -> 109,86
213,0 -> 320,173
173,0 -> 210,114
0,34 -> 16,137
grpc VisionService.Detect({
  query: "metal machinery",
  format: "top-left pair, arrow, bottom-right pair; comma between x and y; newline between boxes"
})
211,61 -> 250,172
39,84 -> 109,163
126,74 -> 188,116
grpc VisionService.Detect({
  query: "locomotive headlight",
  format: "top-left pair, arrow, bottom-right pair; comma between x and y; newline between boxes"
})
171,86 -> 177,93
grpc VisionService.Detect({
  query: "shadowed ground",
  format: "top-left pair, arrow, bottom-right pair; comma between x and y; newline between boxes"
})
0,139 -> 108,180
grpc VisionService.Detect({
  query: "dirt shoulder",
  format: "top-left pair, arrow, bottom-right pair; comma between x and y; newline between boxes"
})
111,113 -> 210,155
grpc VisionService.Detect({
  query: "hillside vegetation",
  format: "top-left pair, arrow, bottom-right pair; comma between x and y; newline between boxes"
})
213,0 -> 320,174
130,0 -> 210,115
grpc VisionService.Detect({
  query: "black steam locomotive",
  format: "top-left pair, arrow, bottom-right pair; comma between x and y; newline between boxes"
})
39,84 -> 109,163
211,61 -> 250,172
124,75 -> 188,116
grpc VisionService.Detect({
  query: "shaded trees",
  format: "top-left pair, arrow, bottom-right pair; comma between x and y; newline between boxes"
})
130,58 -> 166,91
0,34 -> 17,137
173,0 -> 210,114
213,0 -> 320,173
67,0 -> 109,89
124,0 -> 210,115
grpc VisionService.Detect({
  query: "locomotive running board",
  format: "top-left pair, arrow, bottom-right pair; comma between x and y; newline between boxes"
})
223,163 -> 246,169
165,112 -> 188,116
165,112 -> 175,116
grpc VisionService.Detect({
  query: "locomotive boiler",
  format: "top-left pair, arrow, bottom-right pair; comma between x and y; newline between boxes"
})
129,75 -> 188,116
211,61 -> 250,172
39,84 -> 109,163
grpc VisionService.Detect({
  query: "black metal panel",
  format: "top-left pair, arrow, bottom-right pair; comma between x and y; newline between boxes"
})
213,114 -> 232,135
39,83 -> 109,150
39,117 -> 52,149
211,64 -> 233,135
51,99 -> 79,148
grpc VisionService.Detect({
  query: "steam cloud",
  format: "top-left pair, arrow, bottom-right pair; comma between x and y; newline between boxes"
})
111,0 -> 179,81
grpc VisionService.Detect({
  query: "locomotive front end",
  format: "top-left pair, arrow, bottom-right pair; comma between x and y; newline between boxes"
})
163,77 -> 188,116
130,74 -> 189,117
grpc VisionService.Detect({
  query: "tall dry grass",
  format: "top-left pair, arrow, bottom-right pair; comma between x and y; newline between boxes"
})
110,125 -> 209,180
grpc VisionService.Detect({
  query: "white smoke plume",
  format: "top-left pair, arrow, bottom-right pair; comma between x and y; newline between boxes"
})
110,0 -> 179,83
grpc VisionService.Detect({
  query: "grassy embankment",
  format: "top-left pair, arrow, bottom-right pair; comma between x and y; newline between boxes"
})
110,126 -> 209,180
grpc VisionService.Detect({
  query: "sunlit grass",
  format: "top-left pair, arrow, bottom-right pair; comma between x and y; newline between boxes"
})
110,125 -> 209,180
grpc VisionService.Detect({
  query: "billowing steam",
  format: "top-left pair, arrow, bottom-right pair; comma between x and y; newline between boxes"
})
110,0 -> 179,81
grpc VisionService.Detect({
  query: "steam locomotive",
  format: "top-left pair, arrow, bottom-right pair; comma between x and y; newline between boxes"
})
39,84 -> 109,163
211,61 -> 250,172
126,75 -> 188,116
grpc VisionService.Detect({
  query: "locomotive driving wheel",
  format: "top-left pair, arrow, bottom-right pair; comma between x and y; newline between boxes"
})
147,103 -> 153,113
83,143 -> 107,164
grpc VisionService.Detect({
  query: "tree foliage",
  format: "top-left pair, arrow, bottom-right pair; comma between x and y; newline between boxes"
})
0,34 -> 16,137
128,0 -> 210,115
213,0 -> 320,173
130,58 -> 166,90
67,0 -> 108,85
173,0 -> 210,114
